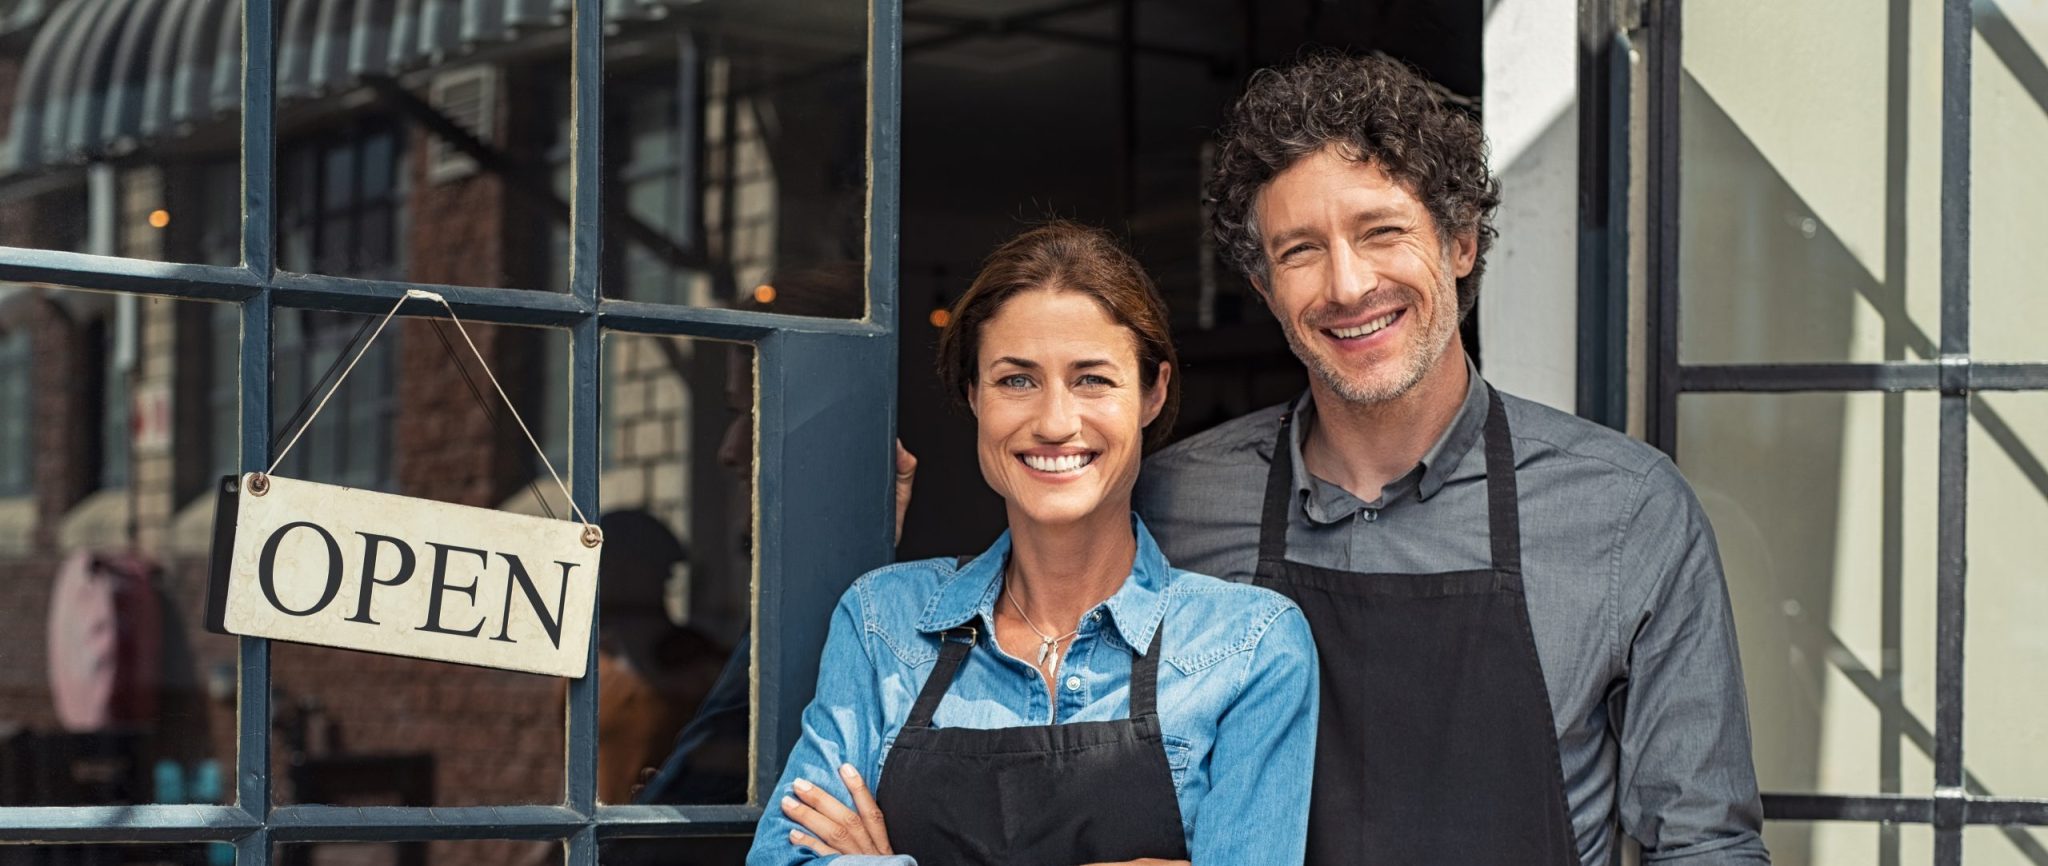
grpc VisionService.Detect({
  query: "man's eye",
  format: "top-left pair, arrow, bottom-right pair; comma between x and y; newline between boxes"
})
1279,244 -> 1312,261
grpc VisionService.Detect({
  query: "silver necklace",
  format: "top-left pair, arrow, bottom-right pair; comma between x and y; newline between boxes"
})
1004,582 -> 1081,669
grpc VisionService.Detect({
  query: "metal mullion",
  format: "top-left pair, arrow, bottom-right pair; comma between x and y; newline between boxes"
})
1934,0 -> 1972,862
868,0 -> 902,331
1645,0 -> 1682,455
590,805 -> 761,838
241,0 -> 278,853
565,0 -> 602,858
1969,363 -> 2048,389
1764,794 -> 1933,824
598,299 -> 887,341
1680,362 -> 1943,393
270,275 -> 592,325
265,806 -> 587,841
0,252 -> 265,299
0,806 -> 263,842
236,291 -> 275,854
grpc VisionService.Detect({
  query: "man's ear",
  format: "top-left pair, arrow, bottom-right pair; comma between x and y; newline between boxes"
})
1452,229 -> 1479,278
1141,362 -> 1172,428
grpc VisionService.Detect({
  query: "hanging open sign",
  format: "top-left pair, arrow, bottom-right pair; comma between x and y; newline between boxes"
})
206,472 -> 601,677
203,289 -> 603,677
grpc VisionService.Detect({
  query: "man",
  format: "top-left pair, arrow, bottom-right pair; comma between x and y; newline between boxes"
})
1133,53 -> 1769,865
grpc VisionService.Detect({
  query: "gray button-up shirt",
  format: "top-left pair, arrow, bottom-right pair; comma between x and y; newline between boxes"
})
1135,364 -> 1769,865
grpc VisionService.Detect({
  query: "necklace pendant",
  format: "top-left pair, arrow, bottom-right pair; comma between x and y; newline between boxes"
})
1037,639 -> 1054,668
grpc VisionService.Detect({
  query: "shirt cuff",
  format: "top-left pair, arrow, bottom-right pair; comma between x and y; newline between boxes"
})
829,856 -> 917,866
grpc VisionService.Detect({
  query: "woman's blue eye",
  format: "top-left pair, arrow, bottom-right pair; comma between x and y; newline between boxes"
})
998,374 -> 1033,388
1078,375 -> 1113,387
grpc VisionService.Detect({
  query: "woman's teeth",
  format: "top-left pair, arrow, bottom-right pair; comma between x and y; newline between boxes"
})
1022,453 -> 1095,474
1330,311 -> 1399,339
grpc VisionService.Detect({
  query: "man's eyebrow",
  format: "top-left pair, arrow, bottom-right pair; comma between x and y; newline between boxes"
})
1264,226 -> 1317,253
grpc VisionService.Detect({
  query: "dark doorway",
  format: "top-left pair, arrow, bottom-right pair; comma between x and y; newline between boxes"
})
894,0 -> 1483,559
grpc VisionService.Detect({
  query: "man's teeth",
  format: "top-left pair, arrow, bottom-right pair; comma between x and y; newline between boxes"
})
1023,453 -> 1095,473
1330,311 -> 1399,339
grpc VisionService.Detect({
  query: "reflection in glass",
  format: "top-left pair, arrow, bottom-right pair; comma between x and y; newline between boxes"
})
278,839 -> 562,866
267,314 -> 574,807
1677,392 -> 1938,799
1678,1 -> 1938,365
0,288 -> 238,806
0,845 -> 227,866
592,336 -> 755,805
1762,821 -> 1933,866
599,3 -> 869,315
599,837 -> 750,866
1966,394 -> 2048,808
0,0 -> 244,264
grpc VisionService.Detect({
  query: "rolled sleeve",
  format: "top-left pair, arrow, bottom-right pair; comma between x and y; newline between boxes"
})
1616,462 -> 1771,864
747,587 -> 908,866
1187,604 -> 1320,865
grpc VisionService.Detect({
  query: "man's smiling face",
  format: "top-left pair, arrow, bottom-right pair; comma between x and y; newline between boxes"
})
1254,145 -> 1475,407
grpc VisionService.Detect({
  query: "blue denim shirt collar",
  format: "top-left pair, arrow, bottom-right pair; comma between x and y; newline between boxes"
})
915,514 -> 1173,656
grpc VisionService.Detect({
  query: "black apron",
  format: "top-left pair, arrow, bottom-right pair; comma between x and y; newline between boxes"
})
1255,386 -> 1578,866
874,623 -> 1190,866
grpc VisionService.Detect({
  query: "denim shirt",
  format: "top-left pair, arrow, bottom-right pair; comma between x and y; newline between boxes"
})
747,516 -> 1319,866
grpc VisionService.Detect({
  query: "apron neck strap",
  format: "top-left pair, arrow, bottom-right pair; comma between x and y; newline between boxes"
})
1254,384 -> 1524,575
904,623 -> 1167,728
1480,386 -> 1522,575
906,626 -> 978,728
1255,412 -> 1299,570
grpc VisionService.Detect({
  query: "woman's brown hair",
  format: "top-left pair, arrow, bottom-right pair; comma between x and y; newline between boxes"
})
936,220 -> 1181,448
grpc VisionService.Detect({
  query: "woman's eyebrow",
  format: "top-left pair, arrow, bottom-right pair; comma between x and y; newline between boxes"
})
1070,359 -> 1116,371
990,356 -> 1039,370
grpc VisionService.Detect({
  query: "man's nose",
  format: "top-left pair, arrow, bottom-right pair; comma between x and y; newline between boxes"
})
1326,243 -> 1374,307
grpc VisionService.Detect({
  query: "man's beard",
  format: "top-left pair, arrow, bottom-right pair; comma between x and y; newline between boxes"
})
1275,273 -> 1460,407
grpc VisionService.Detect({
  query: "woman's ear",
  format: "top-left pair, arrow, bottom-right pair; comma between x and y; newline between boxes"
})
1141,361 -> 1172,428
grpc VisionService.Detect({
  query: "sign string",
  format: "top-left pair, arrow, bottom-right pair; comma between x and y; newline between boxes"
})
264,289 -> 594,532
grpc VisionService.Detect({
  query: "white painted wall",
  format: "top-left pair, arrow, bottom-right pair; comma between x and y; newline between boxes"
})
1479,0 -> 1580,413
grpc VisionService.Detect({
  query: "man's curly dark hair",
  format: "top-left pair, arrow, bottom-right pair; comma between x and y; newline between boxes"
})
1209,51 -> 1502,319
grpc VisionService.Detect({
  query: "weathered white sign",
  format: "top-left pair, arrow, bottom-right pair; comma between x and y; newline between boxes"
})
206,473 -> 601,677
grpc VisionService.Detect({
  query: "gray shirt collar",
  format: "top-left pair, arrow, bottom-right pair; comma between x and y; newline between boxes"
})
1288,355 -> 1489,524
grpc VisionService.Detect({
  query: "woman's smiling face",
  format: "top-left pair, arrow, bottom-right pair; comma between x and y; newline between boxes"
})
970,288 -> 1169,530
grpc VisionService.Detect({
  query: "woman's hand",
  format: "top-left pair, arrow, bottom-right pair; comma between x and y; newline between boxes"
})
781,763 -> 893,856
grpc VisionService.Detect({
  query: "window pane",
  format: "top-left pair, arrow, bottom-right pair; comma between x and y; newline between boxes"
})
1762,821 -> 1933,866
0,1 -> 245,266
1967,824 -> 2048,866
593,335 -> 754,806
599,837 -> 750,865
1966,392 -> 2048,800
1677,392 -> 1938,797
275,30 -> 568,290
1971,4 -> 2048,361
276,840 -> 563,866
599,4 -> 868,317
0,288 -> 238,806
0,845 -> 226,865
1679,1 -> 1941,364
268,315 -> 573,807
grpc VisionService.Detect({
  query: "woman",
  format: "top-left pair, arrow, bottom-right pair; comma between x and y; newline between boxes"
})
748,221 -> 1318,866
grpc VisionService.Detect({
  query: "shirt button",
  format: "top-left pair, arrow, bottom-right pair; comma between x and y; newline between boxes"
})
1088,611 -> 1101,621
1360,508 -> 1379,523
1065,676 -> 1082,692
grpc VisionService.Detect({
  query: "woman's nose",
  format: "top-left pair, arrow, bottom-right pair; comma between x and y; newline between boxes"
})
1033,386 -> 1083,441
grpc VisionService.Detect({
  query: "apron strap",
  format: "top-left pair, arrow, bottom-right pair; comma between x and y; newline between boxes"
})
906,626 -> 977,729
1256,385 -> 1525,576
1127,628 -> 1163,719
1480,386 -> 1522,576
1254,412 -> 1298,572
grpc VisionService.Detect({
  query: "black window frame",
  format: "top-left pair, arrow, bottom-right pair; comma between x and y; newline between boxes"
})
0,0 -> 905,860
1607,1 -> 2048,863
